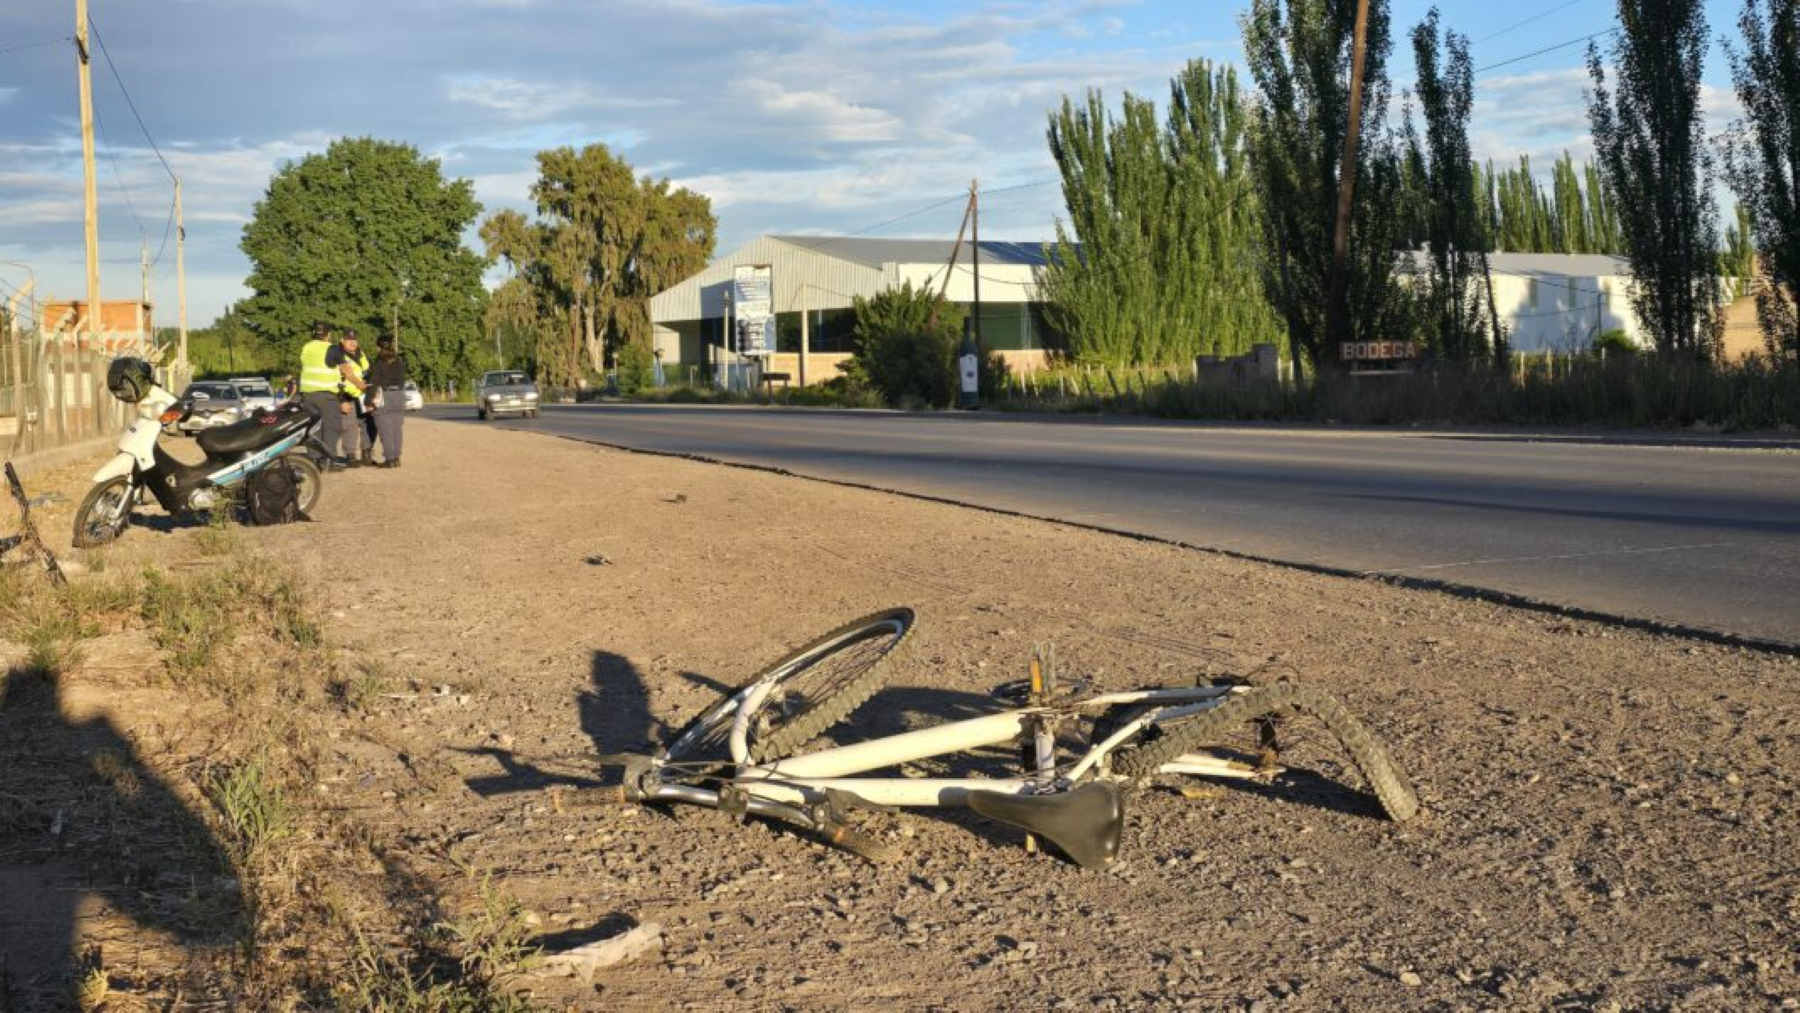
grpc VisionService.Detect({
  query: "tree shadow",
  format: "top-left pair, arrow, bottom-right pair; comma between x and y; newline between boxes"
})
0,668 -> 245,1008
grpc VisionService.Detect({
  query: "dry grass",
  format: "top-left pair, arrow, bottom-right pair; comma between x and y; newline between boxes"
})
0,531 -> 542,1010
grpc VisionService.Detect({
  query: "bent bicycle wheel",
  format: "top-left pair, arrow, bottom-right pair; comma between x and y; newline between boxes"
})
1111,683 -> 1419,822
660,607 -> 914,765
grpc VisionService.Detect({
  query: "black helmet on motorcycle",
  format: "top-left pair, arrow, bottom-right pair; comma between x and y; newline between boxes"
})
106,357 -> 155,404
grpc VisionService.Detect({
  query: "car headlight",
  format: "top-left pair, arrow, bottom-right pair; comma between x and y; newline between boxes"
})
524,391 -> 538,400
487,393 -> 500,401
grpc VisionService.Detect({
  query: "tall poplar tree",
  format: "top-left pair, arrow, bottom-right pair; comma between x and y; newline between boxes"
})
1720,0 -> 1799,359
1588,0 -> 1723,357
1410,9 -> 1498,362
1041,60 -> 1278,366
1243,0 -> 1415,374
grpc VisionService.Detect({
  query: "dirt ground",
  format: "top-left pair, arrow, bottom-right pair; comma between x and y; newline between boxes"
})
10,418 -> 1800,1011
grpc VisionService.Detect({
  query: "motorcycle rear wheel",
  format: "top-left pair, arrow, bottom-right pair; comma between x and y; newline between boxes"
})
72,478 -> 134,547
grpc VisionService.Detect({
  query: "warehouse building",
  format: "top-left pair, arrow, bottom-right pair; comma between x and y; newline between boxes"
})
649,235 -> 1058,386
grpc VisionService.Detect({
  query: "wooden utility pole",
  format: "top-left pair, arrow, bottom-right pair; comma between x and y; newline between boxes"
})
76,0 -> 102,361
970,179 -> 984,349
1324,0 -> 1373,357
926,192 -> 975,332
176,177 -> 188,379
139,237 -> 150,358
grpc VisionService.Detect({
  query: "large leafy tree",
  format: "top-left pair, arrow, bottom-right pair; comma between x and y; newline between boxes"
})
1040,60 -> 1280,366
1588,0 -> 1722,357
480,144 -> 715,389
1243,0 -> 1416,375
1409,9 -> 1499,363
1476,154 -> 1623,254
1720,0 -> 1800,360
239,137 -> 488,387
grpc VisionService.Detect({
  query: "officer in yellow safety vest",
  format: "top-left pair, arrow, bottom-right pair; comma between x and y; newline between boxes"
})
298,322 -> 347,470
329,329 -> 373,467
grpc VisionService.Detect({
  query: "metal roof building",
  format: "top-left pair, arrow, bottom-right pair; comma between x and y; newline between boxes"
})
649,235 -> 1057,384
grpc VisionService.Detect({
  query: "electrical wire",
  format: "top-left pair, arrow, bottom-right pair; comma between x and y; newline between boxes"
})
91,93 -> 148,240
1474,1 -> 1585,44
779,192 -> 971,255
1475,27 -> 1619,75
0,36 -> 72,58
86,15 -> 177,183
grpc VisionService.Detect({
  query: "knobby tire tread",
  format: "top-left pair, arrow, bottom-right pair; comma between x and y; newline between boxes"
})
1113,683 -> 1420,822
661,608 -> 913,764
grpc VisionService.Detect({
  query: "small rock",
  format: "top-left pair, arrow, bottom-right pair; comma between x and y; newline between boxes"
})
1398,971 -> 1423,987
932,878 -> 950,895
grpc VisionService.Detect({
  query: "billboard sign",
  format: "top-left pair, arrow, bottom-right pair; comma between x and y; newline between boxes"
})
732,265 -> 775,357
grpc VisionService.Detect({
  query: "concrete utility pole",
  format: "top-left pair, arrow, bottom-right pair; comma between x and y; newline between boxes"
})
175,177 -> 188,379
970,179 -> 983,350
1324,0 -> 1372,357
76,0 -> 102,355
797,283 -> 809,388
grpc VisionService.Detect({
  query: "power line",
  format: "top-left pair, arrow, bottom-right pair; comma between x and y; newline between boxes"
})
86,14 -> 177,183
779,192 -> 971,255
1475,28 -> 1619,75
1474,1 -> 1585,44
91,93 -> 148,239
0,36 -> 72,58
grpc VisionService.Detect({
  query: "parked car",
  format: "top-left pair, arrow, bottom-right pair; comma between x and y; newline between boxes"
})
403,380 -> 424,411
474,370 -> 539,420
228,376 -> 280,413
173,381 -> 249,434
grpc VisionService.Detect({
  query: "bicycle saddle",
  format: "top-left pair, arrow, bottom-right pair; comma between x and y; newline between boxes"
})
966,782 -> 1124,870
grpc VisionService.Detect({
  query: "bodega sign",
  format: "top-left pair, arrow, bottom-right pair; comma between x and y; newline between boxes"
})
1340,341 -> 1421,362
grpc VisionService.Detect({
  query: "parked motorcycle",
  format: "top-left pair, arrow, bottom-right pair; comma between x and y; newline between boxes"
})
72,358 -> 324,547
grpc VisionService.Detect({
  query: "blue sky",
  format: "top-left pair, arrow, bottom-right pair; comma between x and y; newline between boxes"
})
0,0 -> 1747,326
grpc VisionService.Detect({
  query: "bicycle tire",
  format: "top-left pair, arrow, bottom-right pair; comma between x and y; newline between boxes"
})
1111,683 -> 1420,822
660,607 -> 914,764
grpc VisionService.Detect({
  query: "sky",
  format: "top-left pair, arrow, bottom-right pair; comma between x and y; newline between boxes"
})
0,0 -> 1750,327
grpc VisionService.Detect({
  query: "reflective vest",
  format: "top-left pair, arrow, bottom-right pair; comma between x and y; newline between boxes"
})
339,349 -> 369,397
299,339 -> 337,393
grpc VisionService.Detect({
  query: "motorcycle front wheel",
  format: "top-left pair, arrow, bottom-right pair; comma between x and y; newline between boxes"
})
72,478 -> 135,547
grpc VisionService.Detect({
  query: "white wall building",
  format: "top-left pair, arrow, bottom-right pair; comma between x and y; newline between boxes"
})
650,238 -> 1649,384
649,235 -> 1055,385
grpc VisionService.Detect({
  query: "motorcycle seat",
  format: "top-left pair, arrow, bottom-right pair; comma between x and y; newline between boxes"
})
196,406 -> 312,460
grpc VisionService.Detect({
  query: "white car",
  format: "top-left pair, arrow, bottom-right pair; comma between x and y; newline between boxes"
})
228,376 -> 280,413
403,381 -> 424,411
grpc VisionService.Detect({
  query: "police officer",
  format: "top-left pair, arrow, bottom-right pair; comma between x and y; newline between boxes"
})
328,329 -> 372,467
365,335 -> 408,467
298,323 -> 346,470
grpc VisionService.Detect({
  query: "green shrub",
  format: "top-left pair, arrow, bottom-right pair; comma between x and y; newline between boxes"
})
613,341 -> 656,396
848,282 -> 1011,407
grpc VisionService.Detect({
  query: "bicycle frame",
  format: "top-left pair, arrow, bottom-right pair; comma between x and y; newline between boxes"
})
660,683 -> 1258,810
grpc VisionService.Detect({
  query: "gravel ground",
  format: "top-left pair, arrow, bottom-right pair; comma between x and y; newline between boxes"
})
34,417 -> 1798,1011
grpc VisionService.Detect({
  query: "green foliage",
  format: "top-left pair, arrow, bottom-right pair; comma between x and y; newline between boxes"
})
479,144 -> 715,390
613,340 -> 655,396
1721,0 -> 1800,359
1409,10 -> 1499,363
1595,328 -> 1637,355
846,283 -> 1006,407
995,355 -> 1800,429
1243,0 -> 1417,373
1477,154 -> 1623,254
1587,1 -> 1723,357
240,137 -> 490,388
163,306 -> 286,381
1040,60 -> 1280,366
210,757 -> 291,865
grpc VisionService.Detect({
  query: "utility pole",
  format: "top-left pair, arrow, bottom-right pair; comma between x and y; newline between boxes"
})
139,237 -> 150,358
175,177 -> 188,381
1324,0 -> 1372,359
797,283 -> 809,388
970,179 -> 983,350
958,179 -> 983,409
76,0 -> 102,362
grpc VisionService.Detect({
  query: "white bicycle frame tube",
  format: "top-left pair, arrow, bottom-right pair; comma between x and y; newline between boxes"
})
729,684 -> 1242,809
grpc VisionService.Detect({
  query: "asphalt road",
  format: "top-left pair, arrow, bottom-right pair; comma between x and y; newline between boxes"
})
428,404 -> 1800,648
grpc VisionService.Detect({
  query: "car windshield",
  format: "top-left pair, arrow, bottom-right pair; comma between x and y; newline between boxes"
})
236,382 -> 272,397
185,384 -> 235,399
404,381 -> 418,391
490,373 -> 530,386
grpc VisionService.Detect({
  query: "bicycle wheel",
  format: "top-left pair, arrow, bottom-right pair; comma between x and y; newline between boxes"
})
1110,683 -> 1419,822
660,607 -> 914,764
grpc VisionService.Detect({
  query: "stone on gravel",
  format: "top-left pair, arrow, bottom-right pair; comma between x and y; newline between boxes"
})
540,922 -> 664,983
